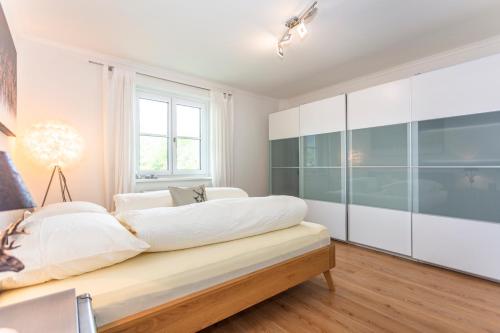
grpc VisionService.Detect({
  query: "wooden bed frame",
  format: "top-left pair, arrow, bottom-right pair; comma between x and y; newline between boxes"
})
99,241 -> 336,333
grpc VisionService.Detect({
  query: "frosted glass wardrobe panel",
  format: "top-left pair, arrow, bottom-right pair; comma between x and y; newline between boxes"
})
350,168 -> 410,211
302,132 -> 342,167
271,168 -> 299,196
350,124 -> 408,166
271,138 -> 299,167
269,108 -> 300,196
302,132 -> 344,203
412,110 -> 500,223
413,111 -> 500,166
303,168 -> 343,203
414,168 -> 500,223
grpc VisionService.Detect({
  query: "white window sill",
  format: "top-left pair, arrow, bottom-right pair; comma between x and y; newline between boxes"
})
136,176 -> 212,183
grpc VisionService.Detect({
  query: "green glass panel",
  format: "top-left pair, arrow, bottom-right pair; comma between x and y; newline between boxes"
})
413,111 -> 500,167
303,168 -> 343,203
302,132 -> 342,167
414,168 -> 500,223
350,167 -> 410,211
271,138 -> 299,167
271,168 -> 299,196
350,123 -> 408,166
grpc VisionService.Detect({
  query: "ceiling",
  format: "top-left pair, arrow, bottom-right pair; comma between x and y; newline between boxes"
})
3,0 -> 500,99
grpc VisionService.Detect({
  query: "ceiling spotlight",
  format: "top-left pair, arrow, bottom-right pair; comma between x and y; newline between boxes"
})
277,1 -> 318,58
277,44 -> 284,58
297,20 -> 308,38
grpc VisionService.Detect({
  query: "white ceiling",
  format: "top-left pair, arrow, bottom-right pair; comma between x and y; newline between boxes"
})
3,0 -> 500,98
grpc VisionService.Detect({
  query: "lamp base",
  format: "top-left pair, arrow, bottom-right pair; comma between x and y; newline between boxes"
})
41,166 -> 72,207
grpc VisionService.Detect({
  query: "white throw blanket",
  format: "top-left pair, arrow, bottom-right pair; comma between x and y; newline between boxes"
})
117,196 -> 307,251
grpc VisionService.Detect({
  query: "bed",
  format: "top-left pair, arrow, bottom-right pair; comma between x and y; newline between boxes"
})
0,221 -> 335,333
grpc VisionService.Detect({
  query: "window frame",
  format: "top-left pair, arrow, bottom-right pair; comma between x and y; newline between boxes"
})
135,87 -> 209,179
136,89 -> 171,178
172,97 -> 209,175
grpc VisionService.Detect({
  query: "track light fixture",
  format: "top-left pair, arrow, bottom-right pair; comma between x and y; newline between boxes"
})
277,1 -> 318,58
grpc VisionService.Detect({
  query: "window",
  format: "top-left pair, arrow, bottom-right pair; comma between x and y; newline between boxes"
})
136,89 -> 209,179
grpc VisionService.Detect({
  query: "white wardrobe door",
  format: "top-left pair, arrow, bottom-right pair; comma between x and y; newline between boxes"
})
413,214 -> 500,281
349,205 -> 412,255
300,95 -> 346,135
348,79 -> 411,130
269,107 -> 300,140
412,53 -> 500,122
347,79 -> 411,255
305,200 -> 346,241
300,94 -> 347,241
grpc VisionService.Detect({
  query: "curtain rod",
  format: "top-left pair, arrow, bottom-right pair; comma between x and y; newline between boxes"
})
88,60 -> 232,95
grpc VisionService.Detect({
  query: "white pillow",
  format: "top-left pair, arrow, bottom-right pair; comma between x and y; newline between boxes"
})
0,202 -> 107,229
0,212 -> 149,290
114,187 -> 248,213
0,209 -> 25,229
118,196 -> 307,251
27,201 -> 107,220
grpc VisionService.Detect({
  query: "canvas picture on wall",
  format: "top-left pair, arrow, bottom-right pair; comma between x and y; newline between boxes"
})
0,3 -> 16,136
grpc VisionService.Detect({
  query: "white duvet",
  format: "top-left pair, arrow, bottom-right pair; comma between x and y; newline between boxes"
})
117,196 -> 307,251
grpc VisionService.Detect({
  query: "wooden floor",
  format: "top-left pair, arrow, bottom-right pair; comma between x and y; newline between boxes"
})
202,242 -> 500,333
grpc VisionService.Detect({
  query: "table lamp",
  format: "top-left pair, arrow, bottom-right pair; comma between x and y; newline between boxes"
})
0,151 -> 35,273
22,121 -> 84,206
0,151 -> 35,212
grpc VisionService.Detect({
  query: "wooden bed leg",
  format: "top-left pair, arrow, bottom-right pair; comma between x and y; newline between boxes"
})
323,270 -> 335,292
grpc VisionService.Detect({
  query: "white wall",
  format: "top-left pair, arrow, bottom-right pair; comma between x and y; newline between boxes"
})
0,134 -> 8,151
14,38 -> 105,206
234,92 -> 277,196
279,35 -> 500,109
11,38 -> 277,206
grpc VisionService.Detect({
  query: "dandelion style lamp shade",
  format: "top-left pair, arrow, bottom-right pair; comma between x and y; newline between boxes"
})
23,121 -> 84,206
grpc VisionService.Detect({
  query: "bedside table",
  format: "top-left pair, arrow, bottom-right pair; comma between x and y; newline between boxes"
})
0,289 -> 97,333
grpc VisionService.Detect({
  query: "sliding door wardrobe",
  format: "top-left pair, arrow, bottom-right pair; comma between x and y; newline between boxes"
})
269,95 -> 347,240
411,54 -> 500,280
347,79 -> 412,255
269,53 -> 500,281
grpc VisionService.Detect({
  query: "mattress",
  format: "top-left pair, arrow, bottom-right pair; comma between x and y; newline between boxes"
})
0,222 -> 330,327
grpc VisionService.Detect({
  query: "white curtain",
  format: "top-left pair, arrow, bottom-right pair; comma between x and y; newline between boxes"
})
210,91 -> 234,187
102,67 -> 136,210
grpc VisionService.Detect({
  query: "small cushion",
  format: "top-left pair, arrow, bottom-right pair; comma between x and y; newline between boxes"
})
0,212 -> 149,290
168,185 -> 207,206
